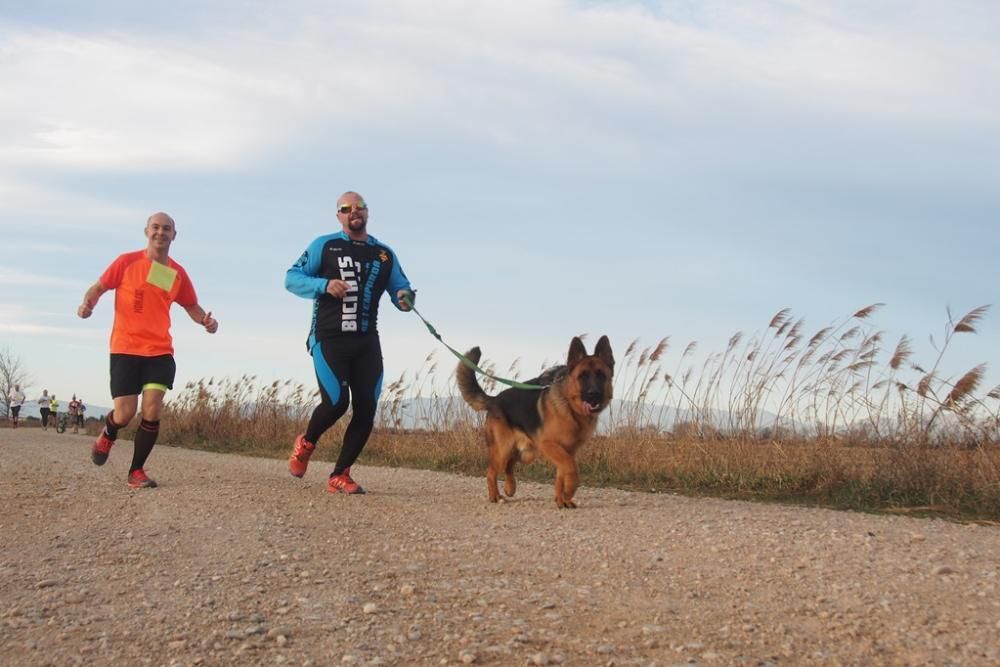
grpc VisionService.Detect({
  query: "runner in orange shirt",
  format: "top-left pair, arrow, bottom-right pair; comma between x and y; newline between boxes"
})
77,212 -> 219,488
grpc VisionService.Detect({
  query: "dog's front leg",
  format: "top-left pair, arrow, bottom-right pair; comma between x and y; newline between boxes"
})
541,440 -> 578,508
485,465 -> 501,503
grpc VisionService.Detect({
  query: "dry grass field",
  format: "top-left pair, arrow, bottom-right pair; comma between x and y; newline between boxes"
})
72,303 -> 996,521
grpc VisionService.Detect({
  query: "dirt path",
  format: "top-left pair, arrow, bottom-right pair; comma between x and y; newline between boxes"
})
1,428 -> 999,666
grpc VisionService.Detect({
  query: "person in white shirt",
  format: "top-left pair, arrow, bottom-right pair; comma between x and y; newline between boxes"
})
38,390 -> 51,431
8,384 -> 26,428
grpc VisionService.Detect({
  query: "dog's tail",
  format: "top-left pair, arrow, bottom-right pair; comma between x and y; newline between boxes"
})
456,347 -> 492,411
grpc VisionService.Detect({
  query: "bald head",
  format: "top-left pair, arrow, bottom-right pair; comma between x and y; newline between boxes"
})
147,212 -> 175,227
338,191 -> 361,204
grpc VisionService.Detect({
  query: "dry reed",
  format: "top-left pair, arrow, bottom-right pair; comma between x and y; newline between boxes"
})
142,305 -> 999,520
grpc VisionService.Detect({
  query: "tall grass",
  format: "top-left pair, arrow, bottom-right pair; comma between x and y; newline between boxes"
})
151,305 -> 999,520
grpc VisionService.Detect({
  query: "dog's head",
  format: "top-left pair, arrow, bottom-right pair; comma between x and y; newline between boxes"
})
565,335 -> 614,417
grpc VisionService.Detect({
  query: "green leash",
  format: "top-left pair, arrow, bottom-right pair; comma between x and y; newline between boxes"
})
400,293 -> 548,390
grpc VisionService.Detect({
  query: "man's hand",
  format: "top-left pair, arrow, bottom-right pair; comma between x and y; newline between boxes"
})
77,302 -> 94,319
397,289 -> 413,311
202,311 -> 219,334
326,280 -> 350,299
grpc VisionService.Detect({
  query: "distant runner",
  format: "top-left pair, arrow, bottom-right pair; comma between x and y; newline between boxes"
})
68,395 -> 82,434
8,384 -> 25,428
37,390 -> 51,431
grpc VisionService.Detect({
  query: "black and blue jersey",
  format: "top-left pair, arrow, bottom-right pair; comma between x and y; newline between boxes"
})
285,232 -> 413,351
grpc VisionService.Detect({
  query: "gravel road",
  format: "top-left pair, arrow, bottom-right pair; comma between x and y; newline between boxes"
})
2,427 -> 999,666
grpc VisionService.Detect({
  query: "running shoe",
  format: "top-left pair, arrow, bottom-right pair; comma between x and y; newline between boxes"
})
288,434 -> 315,478
327,467 -> 365,495
91,432 -> 114,466
127,469 -> 158,489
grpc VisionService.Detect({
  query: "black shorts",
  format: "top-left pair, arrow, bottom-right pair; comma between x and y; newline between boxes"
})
109,353 -> 177,398
11,405 -> 20,418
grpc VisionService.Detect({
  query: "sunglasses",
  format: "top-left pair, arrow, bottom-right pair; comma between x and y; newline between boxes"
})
337,202 -> 367,214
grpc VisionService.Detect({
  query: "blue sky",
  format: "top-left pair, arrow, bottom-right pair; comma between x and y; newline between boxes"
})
1,0 -> 997,412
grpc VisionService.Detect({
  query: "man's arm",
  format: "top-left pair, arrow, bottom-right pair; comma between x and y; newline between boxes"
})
385,250 -> 414,312
183,304 -> 219,334
77,282 -> 108,318
285,238 -> 331,299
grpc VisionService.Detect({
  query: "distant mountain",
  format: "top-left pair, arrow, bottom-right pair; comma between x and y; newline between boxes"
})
376,396 -> 807,435
6,394 -> 805,435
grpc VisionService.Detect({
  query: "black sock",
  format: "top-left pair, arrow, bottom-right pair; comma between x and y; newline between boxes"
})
104,412 -> 125,440
130,419 -> 159,472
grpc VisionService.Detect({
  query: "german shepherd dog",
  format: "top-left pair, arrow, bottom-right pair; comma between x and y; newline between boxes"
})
456,336 -> 614,508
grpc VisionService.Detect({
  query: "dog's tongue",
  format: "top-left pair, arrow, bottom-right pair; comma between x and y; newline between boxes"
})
582,402 -> 595,416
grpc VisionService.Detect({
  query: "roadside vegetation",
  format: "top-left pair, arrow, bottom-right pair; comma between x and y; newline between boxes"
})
78,304 -> 1000,520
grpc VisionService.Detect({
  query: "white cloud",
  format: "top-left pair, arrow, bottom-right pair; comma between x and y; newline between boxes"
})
0,239 -> 82,254
0,177 -> 141,228
0,302 -> 103,339
0,28 -> 306,171
1,1 -> 996,177
0,267 -> 88,288
0,322 -> 100,336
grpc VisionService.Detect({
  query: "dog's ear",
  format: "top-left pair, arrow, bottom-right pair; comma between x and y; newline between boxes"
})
594,335 -> 615,370
567,336 -> 588,367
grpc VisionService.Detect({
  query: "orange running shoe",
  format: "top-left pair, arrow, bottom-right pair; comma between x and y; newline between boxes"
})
91,432 -> 114,466
328,467 -> 365,495
127,469 -> 158,489
288,434 -> 315,478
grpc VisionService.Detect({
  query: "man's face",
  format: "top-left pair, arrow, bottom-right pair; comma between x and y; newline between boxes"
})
337,195 -> 368,234
145,217 -> 177,250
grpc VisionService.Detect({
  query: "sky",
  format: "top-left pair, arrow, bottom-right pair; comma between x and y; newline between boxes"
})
1,0 -> 998,414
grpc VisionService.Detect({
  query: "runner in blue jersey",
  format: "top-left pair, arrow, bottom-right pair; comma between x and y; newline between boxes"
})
285,191 -> 414,494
